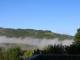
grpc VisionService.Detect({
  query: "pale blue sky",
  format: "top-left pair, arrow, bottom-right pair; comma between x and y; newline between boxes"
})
0,0 -> 80,36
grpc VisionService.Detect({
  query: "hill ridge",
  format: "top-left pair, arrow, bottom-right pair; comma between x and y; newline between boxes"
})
0,27 -> 73,40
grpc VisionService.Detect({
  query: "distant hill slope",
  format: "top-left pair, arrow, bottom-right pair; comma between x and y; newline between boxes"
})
0,27 -> 74,40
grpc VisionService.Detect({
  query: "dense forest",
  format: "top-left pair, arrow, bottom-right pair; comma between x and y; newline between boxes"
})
0,27 -> 73,40
0,28 -> 80,60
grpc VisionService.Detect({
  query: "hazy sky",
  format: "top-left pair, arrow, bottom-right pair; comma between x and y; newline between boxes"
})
0,0 -> 80,36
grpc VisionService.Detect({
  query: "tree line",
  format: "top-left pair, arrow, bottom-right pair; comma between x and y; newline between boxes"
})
0,27 -> 73,40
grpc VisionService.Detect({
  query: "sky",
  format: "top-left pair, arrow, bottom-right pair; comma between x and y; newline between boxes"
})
0,0 -> 80,36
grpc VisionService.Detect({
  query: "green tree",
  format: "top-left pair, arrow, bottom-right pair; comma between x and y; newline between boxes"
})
43,45 -> 53,54
74,28 -> 80,44
23,50 -> 35,59
3,46 -> 21,60
0,47 -> 2,58
43,44 -> 64,54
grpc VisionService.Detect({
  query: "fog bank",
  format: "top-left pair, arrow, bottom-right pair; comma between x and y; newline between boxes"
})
0,36 -> 74,50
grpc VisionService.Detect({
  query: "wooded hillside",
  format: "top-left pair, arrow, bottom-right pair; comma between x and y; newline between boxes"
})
0,27 -> 73,40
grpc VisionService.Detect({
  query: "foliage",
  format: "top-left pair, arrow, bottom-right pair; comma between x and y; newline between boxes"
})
74,28 -> 80,44
1,44 -> 80,59
0,46 -> 21,60
0,27 -> 73,40
23,50 -> 35,59
65,44 -> 80,54
43,44 -> 64,54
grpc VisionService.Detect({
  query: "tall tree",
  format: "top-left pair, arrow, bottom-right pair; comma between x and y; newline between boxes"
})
74,28 -> 80,44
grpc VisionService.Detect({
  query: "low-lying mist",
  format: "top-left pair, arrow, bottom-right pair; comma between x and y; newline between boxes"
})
0,36 -> 74,50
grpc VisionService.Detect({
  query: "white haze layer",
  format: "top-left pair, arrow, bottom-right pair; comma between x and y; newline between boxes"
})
0,36 -> 74,50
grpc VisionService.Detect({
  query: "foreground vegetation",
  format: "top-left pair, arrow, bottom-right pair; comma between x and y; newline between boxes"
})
1,44 -> 80,60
